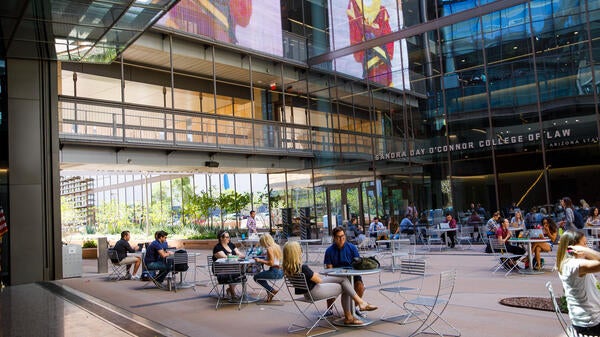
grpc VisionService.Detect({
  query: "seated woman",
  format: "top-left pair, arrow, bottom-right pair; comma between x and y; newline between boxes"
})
253,233 -> 283,302
531,217 -> 558,270
510,210 -> 526,237
282,241 -> 377,325
213,229 -> 245,299
556,230 -> 600,336
442,213 -> 457,248
587,207 -> 600,227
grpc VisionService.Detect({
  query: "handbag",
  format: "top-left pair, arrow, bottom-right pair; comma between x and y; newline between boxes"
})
352,256 -> 380,270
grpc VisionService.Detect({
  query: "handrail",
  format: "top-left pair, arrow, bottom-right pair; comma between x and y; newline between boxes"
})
58,97 -> 377,159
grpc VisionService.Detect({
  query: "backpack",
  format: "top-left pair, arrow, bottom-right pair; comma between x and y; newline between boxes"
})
352,256 -> 380,270
573,209 -> 584,229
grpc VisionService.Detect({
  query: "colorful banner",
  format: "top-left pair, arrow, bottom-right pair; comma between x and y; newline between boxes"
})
0,208 -> 7,237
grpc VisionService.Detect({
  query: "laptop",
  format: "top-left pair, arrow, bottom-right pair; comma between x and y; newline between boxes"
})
529,229 -> 544,238
439,222 -> 450,229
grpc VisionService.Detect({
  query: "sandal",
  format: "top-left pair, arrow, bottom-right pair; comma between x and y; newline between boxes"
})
359,303 -> 378,311
266,289 -> 278,302
344,318 -> 364,325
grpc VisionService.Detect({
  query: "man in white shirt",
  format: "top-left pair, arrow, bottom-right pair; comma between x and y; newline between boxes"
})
247,210 -> 257,234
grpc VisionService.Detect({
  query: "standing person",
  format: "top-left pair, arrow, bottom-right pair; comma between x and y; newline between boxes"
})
556,230 -> 600,335
253,233 -> 283,302
347,0 -> 394,86
113,230 -> 141,280
561,197 -> 576,230
406,201 -> 418,222
247,210 -> 257,235
324,227 -> 367,317
144,230 -> 174,284
283,241 -> 377,325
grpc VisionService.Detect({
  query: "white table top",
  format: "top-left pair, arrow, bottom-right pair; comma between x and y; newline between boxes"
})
215,257 -> 256,264
508,238 -> 550,243
322,267 -> 381,277
298,239 -> 321,243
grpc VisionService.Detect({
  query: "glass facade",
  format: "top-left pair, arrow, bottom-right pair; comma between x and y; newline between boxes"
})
56,0 -> 600,237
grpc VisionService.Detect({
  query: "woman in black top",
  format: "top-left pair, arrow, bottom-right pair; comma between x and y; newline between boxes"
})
213,230 -> 245,299
282,241 -> 377,325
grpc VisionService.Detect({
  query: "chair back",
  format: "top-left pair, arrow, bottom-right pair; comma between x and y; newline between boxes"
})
438,270 -> 457,299
213,261 -> 243,276
391,239 -> 412,257
399,258 -> 426,277
546,281 -> 573,337
285,273 -> 310,292
173,250 -> 189,272
489,238 -> 508,255
107,248 -> 120,264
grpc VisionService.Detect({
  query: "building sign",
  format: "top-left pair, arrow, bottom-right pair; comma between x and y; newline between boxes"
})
375,128 -> 598,160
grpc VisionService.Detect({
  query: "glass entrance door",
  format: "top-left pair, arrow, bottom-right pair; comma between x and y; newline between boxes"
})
325,184 -> 363,235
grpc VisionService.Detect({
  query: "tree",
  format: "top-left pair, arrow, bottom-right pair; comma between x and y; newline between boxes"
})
183,189 -> 217,226
217,190 -> 251,229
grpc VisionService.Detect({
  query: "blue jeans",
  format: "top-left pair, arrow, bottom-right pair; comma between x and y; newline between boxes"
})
147,260 -> 170,283
253,268 -> 283,292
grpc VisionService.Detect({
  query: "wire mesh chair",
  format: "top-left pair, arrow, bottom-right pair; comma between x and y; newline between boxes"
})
380,258 -> 427,323
107,248 -> 128,281
456,226 -> 473,250
212,261 -> 246,310
284,272 -> 340,337
403,270 -> 460,337
168,250 -> 189,292
489,238 -> 527,276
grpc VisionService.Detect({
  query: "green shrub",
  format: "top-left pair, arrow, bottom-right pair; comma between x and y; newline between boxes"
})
82,239 -> 97,248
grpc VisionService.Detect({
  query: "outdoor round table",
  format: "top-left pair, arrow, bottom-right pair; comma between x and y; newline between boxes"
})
432,228 -> 457,247
321,267 -> 381,327
508,238 -> 550,274
177,252 -> 202,289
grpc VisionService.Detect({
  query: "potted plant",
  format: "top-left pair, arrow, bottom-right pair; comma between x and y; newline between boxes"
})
81,239 -> 98,259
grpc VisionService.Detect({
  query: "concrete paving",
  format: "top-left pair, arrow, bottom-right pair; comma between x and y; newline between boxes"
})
2,244 -> 568,337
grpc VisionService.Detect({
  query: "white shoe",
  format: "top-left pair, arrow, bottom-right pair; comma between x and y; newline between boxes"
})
131,275 -> 140,280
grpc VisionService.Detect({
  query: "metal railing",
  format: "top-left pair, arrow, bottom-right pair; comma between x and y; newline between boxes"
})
58,97 -> 377,159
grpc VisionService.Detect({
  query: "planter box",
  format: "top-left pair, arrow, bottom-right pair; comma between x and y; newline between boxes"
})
82,247 -> 98,259
177,239 -> 218,250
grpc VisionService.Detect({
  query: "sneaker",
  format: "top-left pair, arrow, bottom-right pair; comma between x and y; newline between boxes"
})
131,275 -> 140,280
123,273 -> 132,280
323,309 -> 334,317
355,306 -> 366,318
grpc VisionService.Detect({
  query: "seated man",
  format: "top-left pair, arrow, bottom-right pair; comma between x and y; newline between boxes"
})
400,214 -> 415,235
324,227 -> 365,316
143,230 -> 174,284
368,217 -> 383,238
113,230 -> 141,280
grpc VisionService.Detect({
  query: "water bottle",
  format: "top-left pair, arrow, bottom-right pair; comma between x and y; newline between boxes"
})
141,246 -> 146,254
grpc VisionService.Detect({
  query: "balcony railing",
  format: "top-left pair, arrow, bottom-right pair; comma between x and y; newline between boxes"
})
58,97 -> 376,160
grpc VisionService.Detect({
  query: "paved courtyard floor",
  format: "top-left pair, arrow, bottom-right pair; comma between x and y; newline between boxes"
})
1,244 -> 568,337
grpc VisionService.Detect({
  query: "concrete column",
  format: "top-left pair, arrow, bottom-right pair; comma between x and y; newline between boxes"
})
7,58 -> 60,284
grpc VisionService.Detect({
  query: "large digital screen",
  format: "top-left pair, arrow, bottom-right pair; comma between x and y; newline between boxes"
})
329,0 -> 411,90
156,0 -> 283,57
